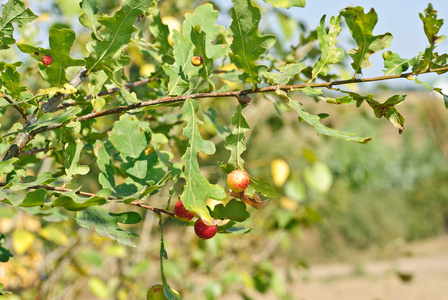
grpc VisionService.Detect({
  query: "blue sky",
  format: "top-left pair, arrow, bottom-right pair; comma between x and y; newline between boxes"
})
214,0 -> 448,89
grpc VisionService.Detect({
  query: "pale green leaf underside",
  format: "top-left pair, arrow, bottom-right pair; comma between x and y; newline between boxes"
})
263,0 -> 305,9
264,63 -> 306,85
311,15 -> 344,81
280,91 -> 371,143
222,105 -> 250,172
76,206 -> 141,246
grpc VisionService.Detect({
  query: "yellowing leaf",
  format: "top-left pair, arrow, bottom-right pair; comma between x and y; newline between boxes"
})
303,161 -> 333,194
12,230 -> 35,255
271,158 -> 290,187
40,225 -> 69,245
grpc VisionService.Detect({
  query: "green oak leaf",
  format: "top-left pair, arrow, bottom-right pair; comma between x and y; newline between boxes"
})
0,158 -> 18,174
76,206 -> 141,246
0,62 -> 27,99
19,189 -> 47,207
109,115 -> 150,159
0,234 -> 13,263
263,63 -> 306,85
163,4 -> 228,95
246,176 -> 278,198
65,141 -> 90,180
211,199 -> 250,222
280,90 -> 372,143
119,152 -> 159,186
229,0 -> 276,86
79,0 -> 101,40
367,95 -> 406,134
311,15 -> 344,81
17,28 -> 85,86
162,30 -> 192,95
191,26 -> 214,91
297,87 -> 354,104
50,188 -> 111,211
420,3 -> 446,46
339,89 -> 407,133
182,4 -> 228,59
95,141 -> 116,190
8,172 -> 56,191
413,4 -> 446,72
84,0 -> 153,75
0,0 -> 38,50
202,108 -> 232,140
340,7 -> 392,76
147,11 -> 172,62
221,105 -> 250,173
180,99 -> 226,222
382,51 -> 416,75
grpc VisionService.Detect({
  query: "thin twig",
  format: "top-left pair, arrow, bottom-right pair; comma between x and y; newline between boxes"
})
0,92 -> 26,118
20,147 -> 52,156
4,66 -> 448,160
29,65 -> 448,135
129,201 -> 175,217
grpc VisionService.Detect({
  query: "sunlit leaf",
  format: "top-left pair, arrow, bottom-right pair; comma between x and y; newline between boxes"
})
79,0 -> 101,39
340,7 -> 392,76
84,0 -> 153,76
110,115 -> 150,159
65,141 -> 90,180
164,4 -> 228,95
229,0 -> 276,86
311,15 -> 344,81
0,0 -> 37,50
263,0 -> 306,9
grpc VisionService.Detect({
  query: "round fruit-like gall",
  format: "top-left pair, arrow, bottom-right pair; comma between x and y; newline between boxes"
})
227,169 -> 250,193
146,284 -> 167,300
42,55 -> 52,66
174,200 -> 195,221
191,55 -> 203,66
194,218 -> 217,240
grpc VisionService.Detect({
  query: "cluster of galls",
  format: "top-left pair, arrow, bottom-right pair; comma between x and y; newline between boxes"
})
175,170 -> 250,240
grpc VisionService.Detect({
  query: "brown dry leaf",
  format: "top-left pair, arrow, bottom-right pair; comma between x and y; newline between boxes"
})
227,190 -> 269,209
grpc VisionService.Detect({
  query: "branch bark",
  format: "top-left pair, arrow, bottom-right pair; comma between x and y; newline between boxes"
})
0,183 -> 175,217
3,65 -> 448,161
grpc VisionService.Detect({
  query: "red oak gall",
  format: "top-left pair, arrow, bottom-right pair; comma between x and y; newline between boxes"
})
191,55 -> 203,66
194,218 -> 217,240
174,200 -> 195,221
227,169 -> 250,193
